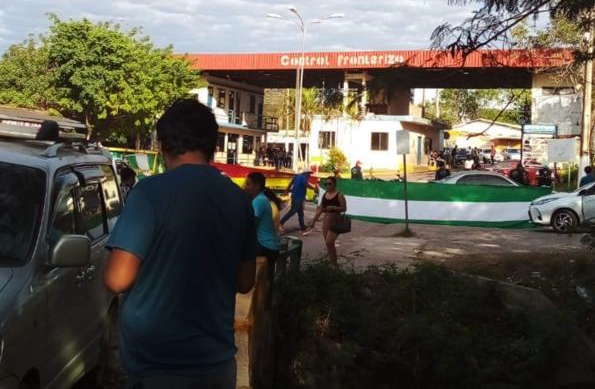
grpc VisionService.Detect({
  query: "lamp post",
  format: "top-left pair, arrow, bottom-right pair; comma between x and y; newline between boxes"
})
267,7 -> 343,172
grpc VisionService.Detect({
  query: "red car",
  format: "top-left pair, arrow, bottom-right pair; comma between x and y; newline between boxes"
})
485,162 -> 542,186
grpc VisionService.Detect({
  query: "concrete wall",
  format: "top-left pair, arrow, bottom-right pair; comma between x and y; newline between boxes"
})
531,73 -> 582,136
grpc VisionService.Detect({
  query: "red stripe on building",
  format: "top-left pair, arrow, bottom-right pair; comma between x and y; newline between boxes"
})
183,49 -> 573,71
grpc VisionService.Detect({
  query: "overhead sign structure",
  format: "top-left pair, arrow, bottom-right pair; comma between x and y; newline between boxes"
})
523,124 -> 557,134
547,139 -> 577,163
522,124 -> 557,165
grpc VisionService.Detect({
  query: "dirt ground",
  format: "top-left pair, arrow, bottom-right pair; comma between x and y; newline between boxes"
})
283,203 -> 591,270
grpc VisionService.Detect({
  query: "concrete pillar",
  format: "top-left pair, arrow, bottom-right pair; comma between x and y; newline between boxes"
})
361,72 -> 368,115
343,78 -> 350,116
238,135 -> 244,154
223,133 -> 229,153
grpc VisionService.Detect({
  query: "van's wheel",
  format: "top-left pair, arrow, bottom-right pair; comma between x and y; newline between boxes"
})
552,209 -> 579,233
96,302 -> 124,386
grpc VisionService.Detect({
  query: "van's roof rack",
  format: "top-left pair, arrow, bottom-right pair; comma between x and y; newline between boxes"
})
0,122 -> 86,142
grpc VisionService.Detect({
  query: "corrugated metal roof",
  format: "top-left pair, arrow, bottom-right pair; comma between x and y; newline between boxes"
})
183,49 -> 573,71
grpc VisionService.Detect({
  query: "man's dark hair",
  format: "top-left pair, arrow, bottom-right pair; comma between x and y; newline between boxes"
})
247,172 -> 266,190
156,99 -> 219,159
586,166 -> 593,175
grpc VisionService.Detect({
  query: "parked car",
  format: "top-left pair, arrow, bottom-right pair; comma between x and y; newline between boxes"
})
503,148 -> 521,161
454,149 -> 470,164
487,161 -> 541,186
434,171 -> 519,186
529,183 -> 595,233
0,121 -> 120,389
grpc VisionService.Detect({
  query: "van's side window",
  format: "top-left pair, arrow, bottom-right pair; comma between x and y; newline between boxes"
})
77,184 -> 107,242
49,191 -> 76,245
100,165 -> 122,230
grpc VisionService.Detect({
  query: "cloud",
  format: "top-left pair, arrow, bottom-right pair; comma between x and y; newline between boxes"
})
0,0 -> 478,54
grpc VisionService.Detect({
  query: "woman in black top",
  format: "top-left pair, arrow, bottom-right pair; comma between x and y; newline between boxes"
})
304,176 -> 347,265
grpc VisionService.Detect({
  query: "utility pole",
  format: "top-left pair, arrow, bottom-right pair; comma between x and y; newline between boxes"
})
579,27 -> 594,187
435,89 -> 441,118
267,9 -> 344,172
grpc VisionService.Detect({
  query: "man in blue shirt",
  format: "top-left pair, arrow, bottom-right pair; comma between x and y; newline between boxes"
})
104,99 -> 257,389
580,166 -> 595,187
280,169 -> 316,232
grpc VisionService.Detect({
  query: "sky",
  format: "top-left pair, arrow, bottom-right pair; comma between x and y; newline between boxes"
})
0,0 -> 479,54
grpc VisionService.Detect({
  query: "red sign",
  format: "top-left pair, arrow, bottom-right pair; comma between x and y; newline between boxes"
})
184,49 -> 573,71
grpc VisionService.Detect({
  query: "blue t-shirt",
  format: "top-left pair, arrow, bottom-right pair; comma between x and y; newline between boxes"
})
252,192 -> 281,251
580,174 -> 595,187
291,174 -> 309,200
106,164 -> 256,377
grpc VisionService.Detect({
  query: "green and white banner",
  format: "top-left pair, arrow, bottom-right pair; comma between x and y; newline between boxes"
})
333,180 -> 552,228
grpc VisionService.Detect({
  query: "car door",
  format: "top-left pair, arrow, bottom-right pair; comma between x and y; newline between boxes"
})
581,184 -> 595,223
44,167 -> 110,388
71,166 -> 112,357
43,171 -> 91,386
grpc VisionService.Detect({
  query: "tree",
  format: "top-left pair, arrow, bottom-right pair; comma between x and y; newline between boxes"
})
431,0 -> 594,62
0,37 -> 56,111
422,89 -> 530,127
0,15 -> 200,143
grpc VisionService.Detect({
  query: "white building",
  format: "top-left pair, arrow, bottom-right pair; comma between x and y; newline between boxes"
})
192,76 -> 277,165
309,115 -> 442,172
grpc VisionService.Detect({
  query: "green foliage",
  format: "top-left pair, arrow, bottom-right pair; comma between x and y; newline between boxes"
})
423,89 -> 531,126
0,15 -> 200,142
275,262 -> 569,389
320,147 -> 348,173
432,0 -> 593,63
0,37 -> 55,110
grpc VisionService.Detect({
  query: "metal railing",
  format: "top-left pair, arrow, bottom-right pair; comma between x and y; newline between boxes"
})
224,111 -> 279,132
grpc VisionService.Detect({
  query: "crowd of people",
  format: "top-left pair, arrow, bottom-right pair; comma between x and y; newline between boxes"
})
255,146 -> 293,170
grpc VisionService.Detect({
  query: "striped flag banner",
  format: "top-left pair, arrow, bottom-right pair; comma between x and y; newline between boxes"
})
334,180 -> 552,228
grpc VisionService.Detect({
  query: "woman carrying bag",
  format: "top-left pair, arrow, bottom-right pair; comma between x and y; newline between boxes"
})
304,176 -> 348,266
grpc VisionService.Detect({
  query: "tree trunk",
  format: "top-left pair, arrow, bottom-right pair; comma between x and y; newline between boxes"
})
85,113 -> 93,140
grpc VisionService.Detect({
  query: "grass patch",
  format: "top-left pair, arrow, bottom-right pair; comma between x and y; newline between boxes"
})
274,262 -> 571,389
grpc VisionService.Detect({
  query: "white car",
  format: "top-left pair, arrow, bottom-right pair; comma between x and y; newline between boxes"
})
503,148 -> 521,161
435,171 -> 519,186
529,183 -> 595,232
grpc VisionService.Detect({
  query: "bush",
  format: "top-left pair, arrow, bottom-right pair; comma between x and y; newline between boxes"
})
320,147 -> 348,173
274,262 -> 569,389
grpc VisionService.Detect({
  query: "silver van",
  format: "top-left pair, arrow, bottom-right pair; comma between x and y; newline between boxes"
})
0,122 -> 120,389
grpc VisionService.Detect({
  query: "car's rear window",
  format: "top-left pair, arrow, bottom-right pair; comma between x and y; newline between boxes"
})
0,162 -> 45,263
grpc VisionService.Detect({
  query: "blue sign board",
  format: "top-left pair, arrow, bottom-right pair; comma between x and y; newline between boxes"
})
522,124 -> 557,135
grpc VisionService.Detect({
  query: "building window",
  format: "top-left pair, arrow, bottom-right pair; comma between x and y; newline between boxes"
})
249,95 -> 256,114
371,132 -> 389,151
216,133 -> 225,152
208,86 -> 214,98
229,91 -> 235,111
542,87 -> 575,96
319,131 -> 336,149
217,89 -> 226,108
243,135 -> 255,154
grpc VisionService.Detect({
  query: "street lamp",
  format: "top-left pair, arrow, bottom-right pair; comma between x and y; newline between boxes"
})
267,7 -> 344,172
